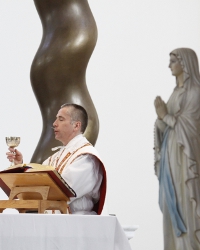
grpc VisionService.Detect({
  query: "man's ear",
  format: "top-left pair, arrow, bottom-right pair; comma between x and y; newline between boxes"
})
73,121 -> 81,131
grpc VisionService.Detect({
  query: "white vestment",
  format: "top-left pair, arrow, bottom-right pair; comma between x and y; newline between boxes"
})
43,134 -> 103,215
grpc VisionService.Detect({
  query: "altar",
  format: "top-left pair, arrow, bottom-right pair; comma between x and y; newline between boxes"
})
0,214 -> 134,250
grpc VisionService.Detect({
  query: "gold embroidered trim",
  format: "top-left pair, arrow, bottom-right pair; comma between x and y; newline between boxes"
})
48,155 -> 52,166
55,152 -> 71,172
58,143 -> 91,174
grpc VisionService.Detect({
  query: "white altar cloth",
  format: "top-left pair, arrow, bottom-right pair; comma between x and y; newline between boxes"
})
0,214 -> 132,250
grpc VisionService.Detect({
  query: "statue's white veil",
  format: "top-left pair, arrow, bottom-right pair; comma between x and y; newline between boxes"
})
170,48 -> 200,88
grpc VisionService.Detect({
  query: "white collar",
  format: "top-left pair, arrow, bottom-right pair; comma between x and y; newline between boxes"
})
51,134 -> 89,153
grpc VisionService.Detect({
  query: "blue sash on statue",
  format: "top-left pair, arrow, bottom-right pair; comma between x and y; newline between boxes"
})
159,127 -> 187,237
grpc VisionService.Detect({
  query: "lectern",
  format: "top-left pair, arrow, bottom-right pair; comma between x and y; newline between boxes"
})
0,167 -> 76,214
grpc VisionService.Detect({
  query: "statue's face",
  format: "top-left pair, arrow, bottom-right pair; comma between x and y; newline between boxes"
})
169,54 -> 183,77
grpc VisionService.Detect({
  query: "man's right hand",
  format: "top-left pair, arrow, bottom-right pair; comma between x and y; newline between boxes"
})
6,148 -> 23,165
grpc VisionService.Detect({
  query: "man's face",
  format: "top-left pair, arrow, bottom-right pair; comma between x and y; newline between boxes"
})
53,107 -> 76,145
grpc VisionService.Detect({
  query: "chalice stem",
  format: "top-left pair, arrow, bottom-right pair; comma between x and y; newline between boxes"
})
11,149 -> 16,166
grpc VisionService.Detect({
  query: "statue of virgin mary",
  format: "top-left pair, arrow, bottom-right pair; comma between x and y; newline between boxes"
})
154,48 -> 200,250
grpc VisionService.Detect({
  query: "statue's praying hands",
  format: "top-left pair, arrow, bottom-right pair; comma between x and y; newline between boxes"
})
154,96 -> 168,120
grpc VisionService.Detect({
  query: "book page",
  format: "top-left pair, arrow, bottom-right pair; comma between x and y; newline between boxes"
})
4,163 -> 54,171
25,163 -> 54,172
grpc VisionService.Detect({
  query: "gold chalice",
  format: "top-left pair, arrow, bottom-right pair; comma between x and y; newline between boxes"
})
6,137 -> 20,166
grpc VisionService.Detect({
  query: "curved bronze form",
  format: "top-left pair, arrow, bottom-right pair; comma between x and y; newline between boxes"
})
30,0 -> 99,163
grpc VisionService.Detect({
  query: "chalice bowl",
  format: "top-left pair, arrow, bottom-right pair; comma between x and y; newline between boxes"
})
6,137 -> 20,166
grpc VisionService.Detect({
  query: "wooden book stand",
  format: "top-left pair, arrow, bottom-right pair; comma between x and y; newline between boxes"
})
0,172 -> 72,214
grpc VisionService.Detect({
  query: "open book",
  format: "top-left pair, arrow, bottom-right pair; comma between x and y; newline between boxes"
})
1,163 -> 55,173
0,163 -> 76,199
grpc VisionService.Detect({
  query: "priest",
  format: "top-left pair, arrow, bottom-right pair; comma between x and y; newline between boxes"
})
6,103 -> 106,215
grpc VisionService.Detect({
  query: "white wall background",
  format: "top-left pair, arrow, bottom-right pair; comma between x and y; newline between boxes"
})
0,1 -> 200,249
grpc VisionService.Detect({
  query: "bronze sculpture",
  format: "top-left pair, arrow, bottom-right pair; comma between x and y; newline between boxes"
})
30,0 -> 99,163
